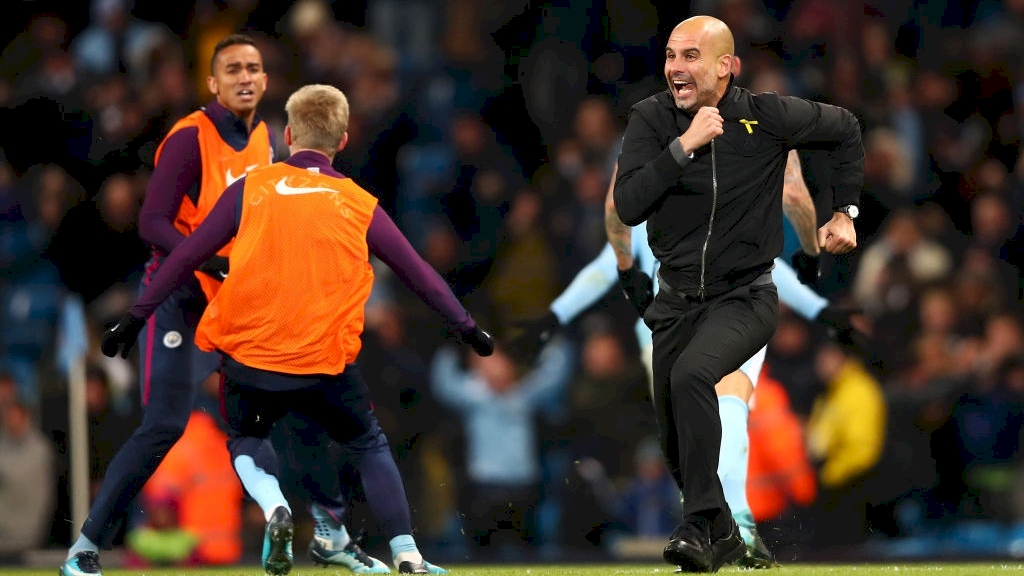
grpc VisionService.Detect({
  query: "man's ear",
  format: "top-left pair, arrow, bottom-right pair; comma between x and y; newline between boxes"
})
730,54 -> 742,78
720,54 -> 734,79
337,132 -> 349,152
284,125 -> 293,147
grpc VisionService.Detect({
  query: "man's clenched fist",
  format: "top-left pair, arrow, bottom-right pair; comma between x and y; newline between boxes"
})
679,106 -> 724,155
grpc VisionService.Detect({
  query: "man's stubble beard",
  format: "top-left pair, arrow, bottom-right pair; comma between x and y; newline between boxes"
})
676,82 -> 720,114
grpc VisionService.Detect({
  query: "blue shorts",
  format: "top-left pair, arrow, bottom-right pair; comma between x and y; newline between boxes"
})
136,257 -> 221,406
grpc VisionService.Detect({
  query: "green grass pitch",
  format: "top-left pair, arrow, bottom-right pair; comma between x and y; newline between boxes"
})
16,564 -> 1024,576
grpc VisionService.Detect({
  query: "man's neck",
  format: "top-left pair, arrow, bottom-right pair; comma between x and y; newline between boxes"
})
238,111 -> 256,133
712,79 -> 733,107
217,100 -> 256,133
288,147 -> 335,161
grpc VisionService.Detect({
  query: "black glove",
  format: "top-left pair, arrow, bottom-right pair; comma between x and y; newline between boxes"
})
198,255 -> 230,281
455,325 -> 495,357
507,311 -> 561,362
790,250 -> 820,285
100,312 -> 147,359
618,263 -> 654,316
815,303 -> 870,354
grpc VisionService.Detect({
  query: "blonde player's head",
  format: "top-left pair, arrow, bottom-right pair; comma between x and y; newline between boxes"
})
284,84 -> 351,154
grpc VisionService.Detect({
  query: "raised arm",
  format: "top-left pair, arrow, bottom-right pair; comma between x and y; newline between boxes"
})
430,346 -> 485,411
366,205 -> 474,333
549,243 -> 619,325
519,336 -> 575,406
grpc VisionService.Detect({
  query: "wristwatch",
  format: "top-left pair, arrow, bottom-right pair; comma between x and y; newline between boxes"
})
836,205 -> 859,220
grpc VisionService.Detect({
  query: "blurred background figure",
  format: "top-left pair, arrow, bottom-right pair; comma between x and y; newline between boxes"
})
745,366 -> 817,558
123,492 -> 199,568
807,342 -> 887,547
616,436 -> 680,539
0,399 -> 55,556
432,338 -> 573,560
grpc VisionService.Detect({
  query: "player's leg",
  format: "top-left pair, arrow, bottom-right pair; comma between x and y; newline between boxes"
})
643,297 -> 775,569
276,411 -> 390,574
296,365 -> 445,575
62,291 -> 199,576
717,347 -> 777,568
658,282 -> 777,572
645,289 -> 725,572
221,375 -> 295,576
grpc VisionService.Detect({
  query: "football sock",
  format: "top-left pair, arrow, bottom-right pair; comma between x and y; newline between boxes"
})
718,394 -> 752,520
67,534 -> 98,559
389,534 -> 422,566
233,454 -> 290,521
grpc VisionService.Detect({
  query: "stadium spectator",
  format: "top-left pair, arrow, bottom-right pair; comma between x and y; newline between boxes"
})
124,492 -> 199,568
431,338 -> 573,557
0,399 -> 55,555
807,342 -> 887,546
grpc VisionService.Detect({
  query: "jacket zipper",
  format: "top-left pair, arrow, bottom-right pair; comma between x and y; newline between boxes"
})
698,139 -> 718,301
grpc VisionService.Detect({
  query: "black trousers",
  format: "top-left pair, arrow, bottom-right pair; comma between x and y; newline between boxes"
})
220,362 -> 375,445
644,276 -> 778,524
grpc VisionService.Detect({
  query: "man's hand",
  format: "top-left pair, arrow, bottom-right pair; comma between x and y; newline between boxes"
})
678,107 -> 724,155
454,325 -> 495,357
198,255 -> 230,281
507,312 -> 560,362
818,212 -> 857,254
101,312 -> 147,359
791,250 -> 820,285
618,263 -> 654,316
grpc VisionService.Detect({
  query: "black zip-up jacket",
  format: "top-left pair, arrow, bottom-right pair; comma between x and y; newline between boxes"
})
614,83 -> 863,301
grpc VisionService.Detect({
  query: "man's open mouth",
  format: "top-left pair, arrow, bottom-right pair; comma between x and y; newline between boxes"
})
672,79 -> 695,97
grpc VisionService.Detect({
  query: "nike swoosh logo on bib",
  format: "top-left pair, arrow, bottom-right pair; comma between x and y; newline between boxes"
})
226,164 -> 260,186
274,178 -> 338,195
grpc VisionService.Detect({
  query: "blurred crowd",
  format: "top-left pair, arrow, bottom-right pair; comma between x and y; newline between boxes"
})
1,0 -> 1024,566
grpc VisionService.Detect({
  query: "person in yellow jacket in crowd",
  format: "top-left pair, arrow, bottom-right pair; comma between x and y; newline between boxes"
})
807,341 -> 887,546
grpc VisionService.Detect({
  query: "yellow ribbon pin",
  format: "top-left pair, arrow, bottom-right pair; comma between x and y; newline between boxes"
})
739,119 -> 758,134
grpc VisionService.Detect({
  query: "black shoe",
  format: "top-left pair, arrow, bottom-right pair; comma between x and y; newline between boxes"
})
398,561 -> 429,574
709,518 -> 746,572
737,526 -> 778,569
664,520 -> 712,573
262,506 -> 294,576
59,551 -> 102,576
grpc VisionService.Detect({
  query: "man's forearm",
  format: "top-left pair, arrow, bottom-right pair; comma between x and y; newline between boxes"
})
782,150 -> 820,255
604,166 -> 633,270
613,112 -> 691,225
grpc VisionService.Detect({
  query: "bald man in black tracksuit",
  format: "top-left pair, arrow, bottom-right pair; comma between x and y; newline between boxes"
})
614,16 -> 863,573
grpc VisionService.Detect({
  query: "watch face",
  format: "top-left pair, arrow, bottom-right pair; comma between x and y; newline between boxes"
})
847,205 -> 860,219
